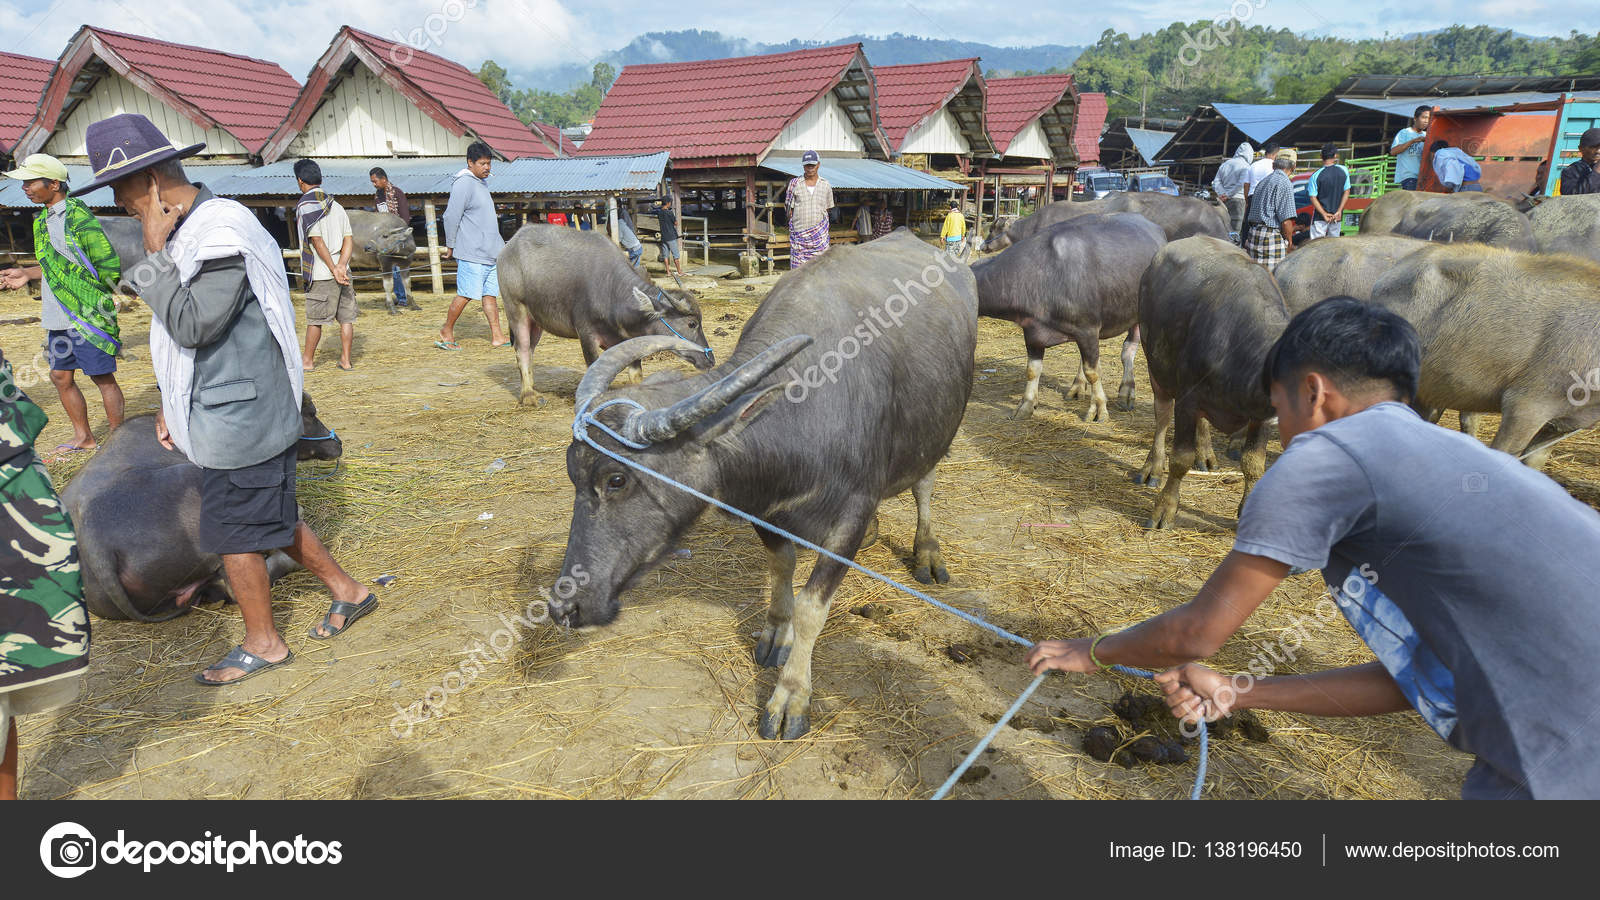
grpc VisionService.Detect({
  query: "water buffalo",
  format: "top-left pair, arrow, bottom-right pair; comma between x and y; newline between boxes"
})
1358,190 -> 1536,250
1528,194 -> 1600,265
1367,243 -> 1600,466
496,224 -> 712,407
61,395 -> 341,622
1138,236 -> 1287,529
1274,233 -> 1434,313
549,230 -> 978,739
347,210 -> 419,314
972,212 -> 1167,420
981,192 -> 1229,252
100,216 -> 148,275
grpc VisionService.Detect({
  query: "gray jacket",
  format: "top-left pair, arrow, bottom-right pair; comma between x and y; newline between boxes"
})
141,186 -> 302,471
443,171 -> 503,265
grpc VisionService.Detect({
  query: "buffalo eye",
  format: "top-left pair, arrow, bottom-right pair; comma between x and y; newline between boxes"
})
686,319 -> 698,331
605,472 -> 627,492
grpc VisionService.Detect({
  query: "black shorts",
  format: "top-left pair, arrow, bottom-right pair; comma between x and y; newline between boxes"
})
199,445 -> 299,555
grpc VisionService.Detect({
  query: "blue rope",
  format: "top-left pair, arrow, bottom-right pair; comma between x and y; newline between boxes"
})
654,288 -> 715,365
572,401 -> 1207,800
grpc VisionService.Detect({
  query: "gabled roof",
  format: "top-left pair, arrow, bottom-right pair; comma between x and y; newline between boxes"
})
984,74 -> 1079,160
872,58 -> 988,154
579,43 -> 888,167
532,121 -> 579,157
1073,92 -> 1107,164
18,26 -> 300,157
0,51 -> 54,154
263,26 -> 558,162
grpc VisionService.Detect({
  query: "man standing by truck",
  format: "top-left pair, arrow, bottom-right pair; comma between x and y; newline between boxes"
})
1558,127 -> 1600,195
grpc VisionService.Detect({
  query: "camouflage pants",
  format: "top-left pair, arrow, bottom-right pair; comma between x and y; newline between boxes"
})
0,452 -> 89,690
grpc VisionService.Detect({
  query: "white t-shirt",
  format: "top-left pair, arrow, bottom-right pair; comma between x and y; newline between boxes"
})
1244,157 -> 1275,194
308,201 -> 352,282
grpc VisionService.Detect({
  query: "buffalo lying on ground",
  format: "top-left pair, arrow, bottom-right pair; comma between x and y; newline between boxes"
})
61,395 -> 341,622
1367,243 -> 1600,466
548,230 -> 978,740
496,225 -> 712,406
972,212 -> 1167,420
980,192 -> 1229,252
1138,236 -> 1287,529
1358,190 -> 1536,250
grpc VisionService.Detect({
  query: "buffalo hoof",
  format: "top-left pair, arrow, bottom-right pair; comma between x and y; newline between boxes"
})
758,708 -> 811,741
1145,500 -> 1179,530
753,634 -> 791,669
1134,464 -> 1162,487
913,564 -> 950,585
1115,396 -> 1135,412
518,391 -> 549,409
1010,401 -> 1035,420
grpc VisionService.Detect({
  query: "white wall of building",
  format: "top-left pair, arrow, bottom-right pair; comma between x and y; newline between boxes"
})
771,91 -> 865,155
44,70 -> 247,158
1006,119 -> 1053,160
900,108 -> 971,155
287,65 -> 469,158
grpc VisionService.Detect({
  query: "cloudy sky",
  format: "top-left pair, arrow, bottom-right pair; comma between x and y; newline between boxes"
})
0,0 -> 1591,83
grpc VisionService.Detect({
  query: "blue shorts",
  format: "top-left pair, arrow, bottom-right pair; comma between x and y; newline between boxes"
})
1400,178 -> 1418,190
45,329 -> 116,376
455,259 -> 499,300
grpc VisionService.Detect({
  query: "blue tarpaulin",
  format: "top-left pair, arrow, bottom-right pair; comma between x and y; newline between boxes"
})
1210,103 -> 1314,143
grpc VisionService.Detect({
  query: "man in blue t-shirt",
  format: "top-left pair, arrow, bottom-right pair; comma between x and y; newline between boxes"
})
1429,140 -> 1483,193
1308,143 -> 1350,239
1390,106 -> 1431,190
1027,297 -> 1600,799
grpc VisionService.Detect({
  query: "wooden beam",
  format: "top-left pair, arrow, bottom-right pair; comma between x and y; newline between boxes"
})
423,197 -> 444,295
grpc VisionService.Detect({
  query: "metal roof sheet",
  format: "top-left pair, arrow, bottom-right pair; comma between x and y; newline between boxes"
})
580,44 -> 865,164
1336,92 -> 1565,117
0,51 -> 53,153
210,153 -> 669,198
759,156 -> 959,190
1210,102 -> 1314,142
0,162 -> 253,208
1127,127 -> 1176,165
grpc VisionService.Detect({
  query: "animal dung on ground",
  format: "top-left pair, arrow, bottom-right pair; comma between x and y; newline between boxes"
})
1205,710 -> 1271,743
1083,726 -> 1127,766
957,764 -> 991,785
853,602 -> 893,623
1112,691 -> 1168,727
1126,735 -> 1189,765
944,642 -> 982,664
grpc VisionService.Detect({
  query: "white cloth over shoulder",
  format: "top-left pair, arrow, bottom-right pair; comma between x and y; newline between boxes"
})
149,197 -> 303,461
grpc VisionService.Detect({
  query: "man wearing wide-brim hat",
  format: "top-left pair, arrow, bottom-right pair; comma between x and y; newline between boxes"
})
76,113 -> 379,685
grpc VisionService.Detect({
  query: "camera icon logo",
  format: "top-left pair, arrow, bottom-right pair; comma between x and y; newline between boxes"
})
1462,472 -> 1489,494
39,822 -> 97,878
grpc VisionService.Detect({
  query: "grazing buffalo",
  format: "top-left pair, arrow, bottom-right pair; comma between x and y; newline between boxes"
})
347,210 -> 419,314
496,225 -> 712,407
1528,194 -> 1600,265
1138,236 -> 1287,529
1367,243 -> 1600,466
61,395 -> 341,622
1274,233 -> 1434,313
549,230 -> 978,740
972,212 -> 1167,420
1358,190 -> 1536,250
981,192 -> 1229,252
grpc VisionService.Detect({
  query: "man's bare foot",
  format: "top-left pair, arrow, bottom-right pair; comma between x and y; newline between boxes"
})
197,634 -> 290,684
338,360 -> 353,370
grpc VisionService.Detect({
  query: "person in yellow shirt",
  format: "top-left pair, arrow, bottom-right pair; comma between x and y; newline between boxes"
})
940,198 -> 966,255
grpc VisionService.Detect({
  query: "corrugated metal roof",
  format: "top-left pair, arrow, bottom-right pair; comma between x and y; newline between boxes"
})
873,59 -> 980,153
985,74 -> 1075,155
760,157 -> 958,190
1210,102 -> 1314,142
1336,92 -> 1564,117
1074,92 -> 1107,164
85,27 -> 300,154
209,153 -> 669,197
0,51 -> 53,153
1127,127 -> 1175,165
1329,73 -> 1600,99
0,162 -> 253,208
579,44 -> 865,164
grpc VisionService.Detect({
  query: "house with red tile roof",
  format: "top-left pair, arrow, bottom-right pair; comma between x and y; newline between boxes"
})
262,26 -> 570,163
984,74 -> 1081,166
15,26 -> 300,162
872,58 -> 993,170
1073,92 -> 1108,166
0,51 -> 55,161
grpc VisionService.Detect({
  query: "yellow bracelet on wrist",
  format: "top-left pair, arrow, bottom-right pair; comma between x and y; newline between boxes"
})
1089,632 -> 1113,670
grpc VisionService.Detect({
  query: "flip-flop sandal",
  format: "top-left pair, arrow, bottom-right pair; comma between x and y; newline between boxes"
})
434,340 -> 461,351
194,645 -> 294,686
52,443 -> 93,453
339,362 -> 355,370
308,592 -> 379,640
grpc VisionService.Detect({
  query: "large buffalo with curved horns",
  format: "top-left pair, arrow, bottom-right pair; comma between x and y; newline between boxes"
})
548,230 -> 979,740
496,224 -> 711,406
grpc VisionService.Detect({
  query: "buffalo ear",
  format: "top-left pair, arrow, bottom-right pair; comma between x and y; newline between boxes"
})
703,383 -> 786,448
632,285 -> 659,318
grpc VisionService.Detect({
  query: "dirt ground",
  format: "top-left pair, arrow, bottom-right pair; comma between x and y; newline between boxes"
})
7,255 -> 1595,800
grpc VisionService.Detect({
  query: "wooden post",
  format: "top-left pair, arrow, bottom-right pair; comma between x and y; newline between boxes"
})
423,198 -> 444,295
1044,169 -> 1055,204
974,172 -> 987,236
744,170 -> 757,253
607,196 -> 620,244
